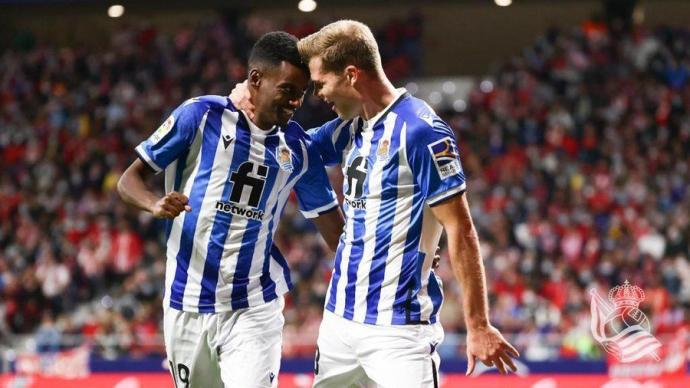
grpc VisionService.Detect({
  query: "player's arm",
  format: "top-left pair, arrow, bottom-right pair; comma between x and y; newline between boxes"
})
229,80 -> 256,119
118,98 -> 204,218
293,134 -> 344,252
430,194 -> 518,375
117,159 -> 191,219
305,119 -> 352,167
407,117 -> 518,375
311,207 -> 345,252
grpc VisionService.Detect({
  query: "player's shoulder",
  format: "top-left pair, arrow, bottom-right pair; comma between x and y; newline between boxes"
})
282,120 -> 308,142
320,116 -> 354,131
309,117 -> 356,138
283,120 -> 320,154
397,95 -> 454,141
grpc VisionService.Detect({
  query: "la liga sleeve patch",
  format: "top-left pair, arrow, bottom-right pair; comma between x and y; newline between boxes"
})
427,137 -> 462,179
150,114 -> 176,144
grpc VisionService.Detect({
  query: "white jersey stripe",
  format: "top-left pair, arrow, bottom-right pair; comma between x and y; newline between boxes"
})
244,132 -> 291,307
375,122 -> 413,325
182,110 -> 239,310
417,205 -> 445,322
163,111 -> 207,309
352,114 -> 397,322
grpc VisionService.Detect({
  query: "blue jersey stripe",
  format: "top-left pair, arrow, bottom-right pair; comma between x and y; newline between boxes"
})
259,255 -> 277,302
342,222 -> 363,320
343,128 -> 383,320
324,120 -> 355,314
364,118 -> 404,324
333,122 -> 353,162
169,107 -> 221,310
339,150 -> 359,318
231,128 -> 281,309
165,149 -> 191,241
326,240 -> 345,312
341,179 -> 360,317
271,244 -> 292,289
408,251 -> 424,322
391,190 -> 424,324
197,114 -> 250,313
258,135 -> 281,302
258,137 -> 303,302
428,272 -> 443,324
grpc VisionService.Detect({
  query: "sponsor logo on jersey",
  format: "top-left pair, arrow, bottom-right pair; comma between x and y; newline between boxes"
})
344,197 -> 367,210
222,134 -> 234,149
214,201 -> 265,220
215,162 -> 268,221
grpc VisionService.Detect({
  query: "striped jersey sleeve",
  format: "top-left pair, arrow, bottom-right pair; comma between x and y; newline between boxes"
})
135,99 -> 208,173
406,118 -> 467,206
307,118 -> 353,166
293,138 -> 339,219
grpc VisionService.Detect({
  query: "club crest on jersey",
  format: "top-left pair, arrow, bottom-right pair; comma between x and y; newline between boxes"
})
376,139 -> 391,162
277,146 -> 293,172
150,115 -> 175,144
428,137 -> 462,179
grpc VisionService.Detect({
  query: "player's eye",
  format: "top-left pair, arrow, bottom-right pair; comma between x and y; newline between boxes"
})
280,85 -> 298,96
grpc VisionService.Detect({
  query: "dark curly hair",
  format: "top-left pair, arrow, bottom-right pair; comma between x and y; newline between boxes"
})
248,31 -> 309,76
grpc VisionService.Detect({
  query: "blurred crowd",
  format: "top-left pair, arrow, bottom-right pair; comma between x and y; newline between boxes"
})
436,21 -> 690,360
0,12 -> 688,362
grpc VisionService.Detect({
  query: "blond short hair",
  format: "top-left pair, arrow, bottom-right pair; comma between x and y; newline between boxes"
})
298,20 -> 382,73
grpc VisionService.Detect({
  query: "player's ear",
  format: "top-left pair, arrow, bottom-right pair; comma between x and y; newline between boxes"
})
344,65 -> 358,86
249,68 -> 262,88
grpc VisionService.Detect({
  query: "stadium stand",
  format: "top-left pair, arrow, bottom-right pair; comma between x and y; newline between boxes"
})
0,11 -> 688,367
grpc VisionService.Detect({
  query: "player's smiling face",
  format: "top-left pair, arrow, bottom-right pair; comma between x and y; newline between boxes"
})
309,56 -> 361,120
251,61 -> 308,129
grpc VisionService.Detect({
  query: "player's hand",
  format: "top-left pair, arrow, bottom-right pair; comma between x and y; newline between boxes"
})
151,192 -> 192,219
432,247 -> 441,270
229,80 -> 255,120
466,324 -> 519,375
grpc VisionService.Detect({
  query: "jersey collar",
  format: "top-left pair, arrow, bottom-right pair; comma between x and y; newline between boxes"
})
239,111 -> 280,136
361,88 -> 409,132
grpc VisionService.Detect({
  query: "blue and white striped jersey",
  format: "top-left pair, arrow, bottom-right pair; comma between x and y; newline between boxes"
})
135,95 -> 338,313
309,90 -> 466,326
